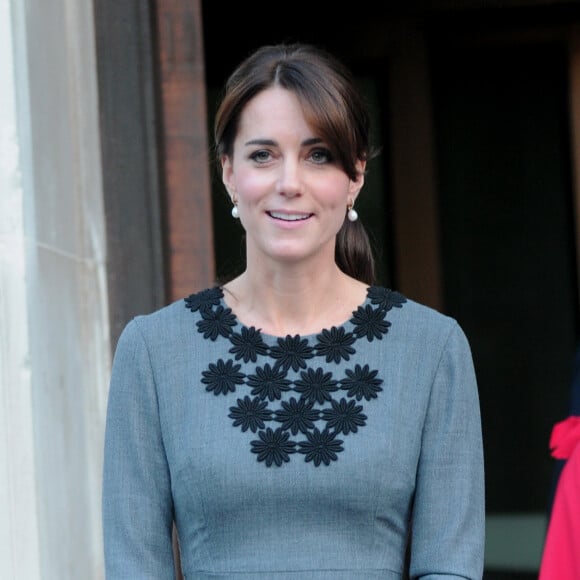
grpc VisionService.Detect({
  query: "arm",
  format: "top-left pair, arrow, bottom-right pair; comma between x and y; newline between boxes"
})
410,322 -> 485,580
102,319 -> 176,579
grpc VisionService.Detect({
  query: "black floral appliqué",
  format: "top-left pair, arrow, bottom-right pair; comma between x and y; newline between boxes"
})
340,364 -> 383,401
315,326 -> 356,363
197,305 -> 237,341
321,398 -> 367,434
247,363 -> 292,401
228,396 -> 272,433
251,427 -> 297,467
185,285 -> 406,468
351,304 -> 391,341
201,358 -> 245,395
270,335 -> 315,372
274,397 -> 320,435
229,326 -> 269,362
367,286 -> 407,312
185,287 -> 222,313
294,367 -> 339,405
298,429 -> 344,466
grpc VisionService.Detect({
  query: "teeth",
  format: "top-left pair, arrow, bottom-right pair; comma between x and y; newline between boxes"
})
269,211 -> 310,221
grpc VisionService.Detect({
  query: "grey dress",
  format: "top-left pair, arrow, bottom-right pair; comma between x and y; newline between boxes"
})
102,286 -> 485,579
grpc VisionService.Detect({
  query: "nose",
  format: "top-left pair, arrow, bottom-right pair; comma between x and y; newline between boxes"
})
277,158 -> 302,198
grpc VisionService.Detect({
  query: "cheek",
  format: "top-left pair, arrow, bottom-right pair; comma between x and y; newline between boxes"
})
317,175 -> 352,208
232,167 -> 271,201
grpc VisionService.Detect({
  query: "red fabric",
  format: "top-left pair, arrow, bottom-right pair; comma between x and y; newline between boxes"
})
539,417 -> 580,580
549,416 -> 580,460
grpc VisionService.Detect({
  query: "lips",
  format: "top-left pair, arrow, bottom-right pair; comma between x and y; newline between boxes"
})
267,211 -> 313,221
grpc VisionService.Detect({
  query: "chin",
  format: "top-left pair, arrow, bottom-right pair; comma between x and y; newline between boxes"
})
256,240 -> 333,265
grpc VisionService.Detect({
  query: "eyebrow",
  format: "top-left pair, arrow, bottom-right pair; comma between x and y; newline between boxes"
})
243,137 -> 323,147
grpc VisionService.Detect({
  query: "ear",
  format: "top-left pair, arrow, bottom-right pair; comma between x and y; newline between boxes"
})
221,155 -> 236,200
349,159 -> 366,197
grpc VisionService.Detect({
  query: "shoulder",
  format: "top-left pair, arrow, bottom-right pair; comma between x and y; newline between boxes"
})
116,286 -> 222,350
139,286 -> 222,325
371,286 -> 464,339
369,287 -> 474,368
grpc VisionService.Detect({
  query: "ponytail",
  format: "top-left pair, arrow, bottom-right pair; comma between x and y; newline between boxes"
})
335,219 -> 376,286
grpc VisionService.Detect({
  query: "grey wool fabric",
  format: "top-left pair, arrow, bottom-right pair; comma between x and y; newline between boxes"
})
103,286 -> 485,579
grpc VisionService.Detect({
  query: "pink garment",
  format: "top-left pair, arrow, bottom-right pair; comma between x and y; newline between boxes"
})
539,416 -> 580,580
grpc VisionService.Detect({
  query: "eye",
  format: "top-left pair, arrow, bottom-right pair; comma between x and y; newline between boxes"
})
309,148 -> 333,165
249,149 -> 272,164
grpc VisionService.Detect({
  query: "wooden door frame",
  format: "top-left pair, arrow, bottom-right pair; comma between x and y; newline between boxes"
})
155,0 -> 215,303
94,0 -> 166,347
95,0 -> 211,577
94,0 -> 214,350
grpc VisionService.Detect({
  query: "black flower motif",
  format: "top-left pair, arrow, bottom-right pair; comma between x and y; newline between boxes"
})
228,396 -> 272,433
321,398 -> 367,434
269,335 -> 314,372
251,427 -> 297,467
367,286 -> 406,312
315,326 -> 356,363
185,287 -> 223,313
197,305 -> 237,340
294,367 -> 338,405
229,326 -> 269,362
247,363 -> 291,401
201,359 -> 245,395
188,285 -> 406,468
340,364 -> 383,400
351,304 -> 391,341
298,429 -> 344,466
274,397 -> 320,435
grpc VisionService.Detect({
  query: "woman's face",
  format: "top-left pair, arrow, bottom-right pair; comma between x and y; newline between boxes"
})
222,86 -> 365,269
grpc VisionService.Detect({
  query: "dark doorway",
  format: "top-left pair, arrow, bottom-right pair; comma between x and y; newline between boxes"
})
201,2 -> 580,574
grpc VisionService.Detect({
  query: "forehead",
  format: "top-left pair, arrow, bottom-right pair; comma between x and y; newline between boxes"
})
237,87 -> 312,135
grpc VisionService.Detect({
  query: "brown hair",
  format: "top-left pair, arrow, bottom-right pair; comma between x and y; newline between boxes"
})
214,43 -> 378,285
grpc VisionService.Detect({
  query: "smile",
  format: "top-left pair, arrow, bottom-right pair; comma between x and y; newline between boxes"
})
267,211 -> 312,221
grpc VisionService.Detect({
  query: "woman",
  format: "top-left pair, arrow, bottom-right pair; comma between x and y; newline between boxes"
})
102,42 -> 485,579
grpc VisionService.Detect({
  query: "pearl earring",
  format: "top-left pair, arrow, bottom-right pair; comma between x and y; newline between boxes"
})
347,204 -> 358,222
231,204 -> 239,219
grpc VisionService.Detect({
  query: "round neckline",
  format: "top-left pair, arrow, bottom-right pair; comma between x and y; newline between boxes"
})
183,284 -> 408,468
219,286 -> 372,342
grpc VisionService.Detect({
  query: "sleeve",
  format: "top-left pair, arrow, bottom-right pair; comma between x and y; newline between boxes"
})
102,319 -> 176,579
409,322 -> 486,580
539,443 -> 580,580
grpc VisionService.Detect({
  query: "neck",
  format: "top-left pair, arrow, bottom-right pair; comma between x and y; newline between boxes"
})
222,265 -> 368,337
